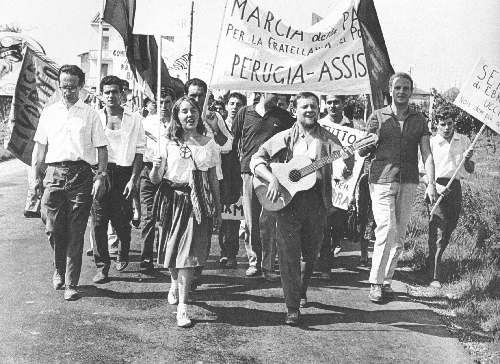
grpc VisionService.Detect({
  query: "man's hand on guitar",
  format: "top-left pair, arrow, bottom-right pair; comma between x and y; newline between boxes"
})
266,175 -> 282,203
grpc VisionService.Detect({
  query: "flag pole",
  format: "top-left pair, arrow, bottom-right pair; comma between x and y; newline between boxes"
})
187,1 -> 194,81
429,123 -> 486,217
96,0 -> 105,91
157,35 -> 162,155
201,0 -> 230,120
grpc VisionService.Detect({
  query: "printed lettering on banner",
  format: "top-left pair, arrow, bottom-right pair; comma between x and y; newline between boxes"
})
211,0 -> 371,94
454,57 -> 500,134
322,123 -> 366,210
222,196 -> 245,220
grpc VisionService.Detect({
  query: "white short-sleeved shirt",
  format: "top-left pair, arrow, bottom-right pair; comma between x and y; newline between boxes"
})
98,109 -> 146,166
160,138 -> 221,184
431,132 -> 475,180
34,100 -> 108,164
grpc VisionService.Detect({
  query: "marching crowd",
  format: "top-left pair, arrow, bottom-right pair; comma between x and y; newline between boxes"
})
31,64 -> 474,328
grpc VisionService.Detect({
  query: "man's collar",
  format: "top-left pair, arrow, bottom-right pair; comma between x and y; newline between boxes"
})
59,99 -> 84,109
381,105 -> 417,116
435,131 -> 459,143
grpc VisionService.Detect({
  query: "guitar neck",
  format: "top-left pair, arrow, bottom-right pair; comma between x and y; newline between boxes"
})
299,145 -> 354,177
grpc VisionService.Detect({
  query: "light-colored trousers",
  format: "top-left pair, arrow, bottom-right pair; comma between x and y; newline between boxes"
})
369,182 -> 418,285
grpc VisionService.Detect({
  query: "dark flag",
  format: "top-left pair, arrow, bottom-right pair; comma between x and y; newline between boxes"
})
8,46 -> 60,165
103,0 -> 184,98
358,0 -> 395,109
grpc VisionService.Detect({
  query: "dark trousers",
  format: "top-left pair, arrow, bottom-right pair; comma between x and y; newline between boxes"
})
428,178 -> 462,281
92,164 -> 133,267
218,219 -> 240,259
317,209 -> 348,273
139,163 -> 159,263
275,188 -> 326,309
41,163 -> 93,286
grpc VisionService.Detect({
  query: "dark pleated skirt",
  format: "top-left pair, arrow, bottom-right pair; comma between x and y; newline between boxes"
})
154,180 -> 211,268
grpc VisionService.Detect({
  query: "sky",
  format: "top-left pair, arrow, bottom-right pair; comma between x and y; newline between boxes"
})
1,0 -> 499,93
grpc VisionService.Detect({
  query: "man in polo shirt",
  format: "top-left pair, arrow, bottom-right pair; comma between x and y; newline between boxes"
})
426,105 -> 474,288
139,86 -> 176,271
360,72 -> 437,303
33,64 -> 108,301
232,93 -> 295,281
92,76 -> 146,283
317,94 -> 353,280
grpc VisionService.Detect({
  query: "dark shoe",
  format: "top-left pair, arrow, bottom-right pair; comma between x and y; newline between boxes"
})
64,285 -> 79,301
226,257 -> 237,268
299,297 -> 308,308
23,210 -> 41,218
115,260 -> 129,272
191,276 -> 202,292
132,218 -> 141,229
382,284 -> 395,299
318,271 -> 332,281
369,284 -> 383,303
219,256 -> 228,265
263,270 -> 280,282
245,265 -> 261,277
285,308 -> 301,326
52,270 -> 65,290
140,260 -> 154,272
86,248 -> 94,257
93,266 -> 109,284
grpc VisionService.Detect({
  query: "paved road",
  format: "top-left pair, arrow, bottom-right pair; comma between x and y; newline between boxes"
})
0,159 -> 471,364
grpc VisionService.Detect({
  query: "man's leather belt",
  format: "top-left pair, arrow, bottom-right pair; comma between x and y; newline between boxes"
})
48,160 -> 89,167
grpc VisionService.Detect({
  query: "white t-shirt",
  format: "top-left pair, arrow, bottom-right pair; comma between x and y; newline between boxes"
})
431,132 -> 475,180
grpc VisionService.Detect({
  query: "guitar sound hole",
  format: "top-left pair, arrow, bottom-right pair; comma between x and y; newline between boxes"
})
289,170 -> 301,182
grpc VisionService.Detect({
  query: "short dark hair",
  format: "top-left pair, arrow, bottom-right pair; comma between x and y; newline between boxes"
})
435,105 -> 457,122
121,79 -> 130,89
213,100 -> 225,112
184,78 -> 207,95
58,64 -> 85,86
166,96 -> 206,140
100,75 -> 123,93
160,86 -> 176,100
389,72 -> 413,90
228,92 -> 247,105
293,92 -> 319,108
325,94 -> 345,103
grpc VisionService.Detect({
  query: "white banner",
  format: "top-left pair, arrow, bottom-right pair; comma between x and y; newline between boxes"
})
133,0 -> 191,36
322,124 -> 366,210
454,57 -> 500,134
211,0 -> 371,94
222,196 -> 245,220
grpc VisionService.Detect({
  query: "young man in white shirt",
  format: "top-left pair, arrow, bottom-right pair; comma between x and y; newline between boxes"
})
33,65 -> 109,300
426,105 -> 474,288
91,76 -> 146,283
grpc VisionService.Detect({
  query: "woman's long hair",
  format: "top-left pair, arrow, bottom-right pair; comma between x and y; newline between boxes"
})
166,96 -> 206,141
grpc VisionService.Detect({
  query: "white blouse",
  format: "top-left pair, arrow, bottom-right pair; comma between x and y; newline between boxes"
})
160,137 -> 221,183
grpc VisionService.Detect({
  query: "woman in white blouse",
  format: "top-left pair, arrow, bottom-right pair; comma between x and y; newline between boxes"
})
150,96 -> 221,327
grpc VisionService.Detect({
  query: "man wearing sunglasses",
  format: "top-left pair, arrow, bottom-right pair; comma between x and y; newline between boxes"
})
33,65 -> 109,301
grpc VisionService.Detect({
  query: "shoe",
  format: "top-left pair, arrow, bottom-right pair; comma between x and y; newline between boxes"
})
226,257 -> 237,268
430,280 -> 442,288
109,244 -> 119,255
115,260 -> 129,272
177,311 -> 192,328
299,297 -> 308,308
191,276 -> 201,291
93,266 -> 109,284
86,248 -> 93,257
333,246 -> 342,256
219,256 -> 228,265
369,284 -> 383,303
263,270 -> 280,282
132,218 -> 141,229
140,260 -> 154,271
246,266 -> 261,277
52,270 -> 65,290
285,308 -> 301,326
382,284 -> 395,299
358,259 -> 369,268
168,288 -> 179,305
318,271 -> 332,281
64,285 -> 79,301
23,210 -> 41,218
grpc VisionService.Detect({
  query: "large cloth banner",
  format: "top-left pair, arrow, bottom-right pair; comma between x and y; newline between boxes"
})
325,124 -> 366,210
454,57 -> 500,134
211,0 -> 372,94
8,46 -> 60,165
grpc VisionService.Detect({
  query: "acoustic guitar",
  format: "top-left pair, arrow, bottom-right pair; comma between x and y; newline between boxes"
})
253,134 -> 378,211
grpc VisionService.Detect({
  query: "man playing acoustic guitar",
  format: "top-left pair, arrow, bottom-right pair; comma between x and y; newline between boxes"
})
250,92 -> 355,326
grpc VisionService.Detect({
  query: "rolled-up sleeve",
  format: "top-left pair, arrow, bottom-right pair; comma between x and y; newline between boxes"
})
33,110 -> 48,145
91,111 -> 109,148
135,120 -> 147,155
216,112 -> 233,153
249,141 -> 272,175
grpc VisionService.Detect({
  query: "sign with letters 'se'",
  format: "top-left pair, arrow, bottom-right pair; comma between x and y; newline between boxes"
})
211,0 -> 372,94
454,57 -> 500,134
